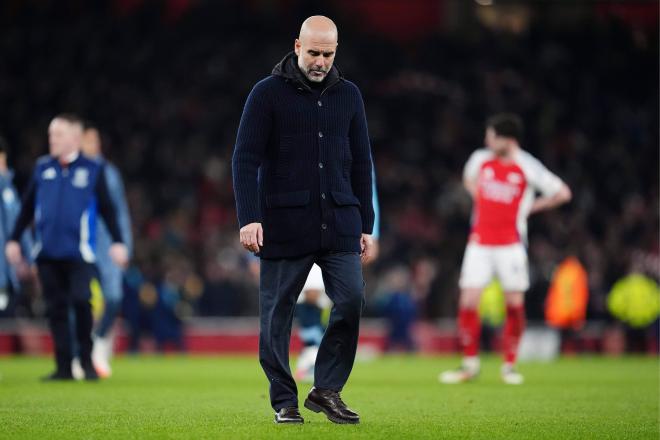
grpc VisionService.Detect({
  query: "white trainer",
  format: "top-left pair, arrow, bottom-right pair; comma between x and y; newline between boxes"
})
439,366 -> 480,384
71,357 -> 84,381
439,356 -> 480,384
92,335 -> 113,378
501,364 -> 524,385
294,346 -> 318,383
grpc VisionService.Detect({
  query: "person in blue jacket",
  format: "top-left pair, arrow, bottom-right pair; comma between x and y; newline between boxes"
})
6,114 -> 128,381
0,136 -> 33,317
80,124 -> 132,378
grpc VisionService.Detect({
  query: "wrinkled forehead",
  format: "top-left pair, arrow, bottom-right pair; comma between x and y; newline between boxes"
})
299,30 -> 337,49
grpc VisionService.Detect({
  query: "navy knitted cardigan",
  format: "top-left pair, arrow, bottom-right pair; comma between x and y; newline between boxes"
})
232,52 -> 374,259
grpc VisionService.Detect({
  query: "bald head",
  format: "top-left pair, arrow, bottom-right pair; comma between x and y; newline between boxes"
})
295,16 -> 339,83
48,115 -> 83,158
299,15 -> 338,43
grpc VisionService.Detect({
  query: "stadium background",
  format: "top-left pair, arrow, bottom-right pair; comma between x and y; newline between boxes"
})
0,0 -> 657,353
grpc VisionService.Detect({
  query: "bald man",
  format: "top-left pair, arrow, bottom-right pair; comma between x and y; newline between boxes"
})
233,16 -> 375,424
7,114 -> 128,381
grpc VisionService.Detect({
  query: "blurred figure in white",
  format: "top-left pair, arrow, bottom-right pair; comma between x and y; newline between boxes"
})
81,124 -> 132,378
294,264 -> 331,382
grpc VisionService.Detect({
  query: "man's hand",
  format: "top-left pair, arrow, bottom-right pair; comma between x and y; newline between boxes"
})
5,241 -> 22,266
109,243 -> 129,268
360,234 -> 376,264
240,222 -> 263,254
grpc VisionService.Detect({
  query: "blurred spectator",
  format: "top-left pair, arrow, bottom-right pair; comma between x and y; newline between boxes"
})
0,136 -> 33,318
607,272 -> 660,353
0,1 -> 656,322
375,266 -> 417,352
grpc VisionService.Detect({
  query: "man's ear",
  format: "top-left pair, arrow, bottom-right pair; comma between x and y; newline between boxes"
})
294,39 -> 301,56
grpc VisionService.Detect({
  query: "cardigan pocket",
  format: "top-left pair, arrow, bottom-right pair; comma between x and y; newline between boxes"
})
331,191 -> 362,237
265,190 -> 311,242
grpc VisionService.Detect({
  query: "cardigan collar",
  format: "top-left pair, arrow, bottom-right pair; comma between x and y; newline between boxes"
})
272,51 -> 343,93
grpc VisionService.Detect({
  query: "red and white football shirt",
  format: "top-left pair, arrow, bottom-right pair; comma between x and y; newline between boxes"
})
463,149 -> 563,246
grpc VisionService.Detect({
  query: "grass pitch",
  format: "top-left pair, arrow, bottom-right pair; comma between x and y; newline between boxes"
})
0,355 -> 657,439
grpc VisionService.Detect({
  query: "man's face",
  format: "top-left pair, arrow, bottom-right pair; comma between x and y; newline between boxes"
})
48,118 -> 81,158
485,127 -> 510,156
81,128 -> 102,158
295,39 -> 337,83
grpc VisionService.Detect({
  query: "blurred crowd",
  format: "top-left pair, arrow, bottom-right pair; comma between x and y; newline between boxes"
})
0,1 -> 657,326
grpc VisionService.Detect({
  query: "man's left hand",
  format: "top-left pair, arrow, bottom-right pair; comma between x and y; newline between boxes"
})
360,234 -> 377,264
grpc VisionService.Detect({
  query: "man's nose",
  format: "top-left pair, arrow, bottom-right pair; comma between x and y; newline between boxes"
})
314,57 -> 324,67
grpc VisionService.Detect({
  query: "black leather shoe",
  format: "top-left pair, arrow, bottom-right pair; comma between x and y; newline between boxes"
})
274,407 -> 304,424
304,387 -> 360,424
41,371 -> 74,382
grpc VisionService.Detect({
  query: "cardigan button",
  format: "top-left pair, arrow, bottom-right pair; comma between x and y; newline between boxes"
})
317,101 -> 322,107
318,162 -> 324,169
321,224 -> 327,230
318,131 -> 323,138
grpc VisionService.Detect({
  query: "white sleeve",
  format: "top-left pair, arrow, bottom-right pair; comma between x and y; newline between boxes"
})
521,154 -> 563,197
463,150 -> 488,182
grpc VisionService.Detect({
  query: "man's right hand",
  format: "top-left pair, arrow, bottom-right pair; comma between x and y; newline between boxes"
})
240,223 -> 263,254
5,241 -> 22,266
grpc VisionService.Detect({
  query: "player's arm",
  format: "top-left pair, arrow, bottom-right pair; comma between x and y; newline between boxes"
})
529,182 -> 572,215
96,167 -> 128,267
463,178 -> 478,200
105,164 -> 133,256
526,156 -> 572,215
232,82 -> 271,253
6,184 -> 35,266
362,160 -> 379,265
462,150 -> 484,200
6,177 -> 36,265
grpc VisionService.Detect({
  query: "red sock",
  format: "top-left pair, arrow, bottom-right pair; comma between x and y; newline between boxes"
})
503,304 -> 526,365
458,308 -> 481,357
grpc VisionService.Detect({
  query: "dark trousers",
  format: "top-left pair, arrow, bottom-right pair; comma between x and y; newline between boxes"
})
259,251 -> 364,411
38,260 -> 96,373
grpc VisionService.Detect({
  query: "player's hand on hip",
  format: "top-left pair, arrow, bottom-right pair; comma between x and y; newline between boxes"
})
109,243 -> 129,268
360,234 -> 375,264
240,222 -> 263,254
5,241 -> 22,266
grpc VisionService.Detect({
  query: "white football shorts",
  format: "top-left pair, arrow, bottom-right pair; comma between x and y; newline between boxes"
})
459,242 -> 530,292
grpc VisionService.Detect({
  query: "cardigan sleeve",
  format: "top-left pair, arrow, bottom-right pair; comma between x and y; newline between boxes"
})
232,81 -> 272,227
348,84 -> 375,234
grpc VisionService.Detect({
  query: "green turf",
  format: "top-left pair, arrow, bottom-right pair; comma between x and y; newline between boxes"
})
0,355 -> 657,439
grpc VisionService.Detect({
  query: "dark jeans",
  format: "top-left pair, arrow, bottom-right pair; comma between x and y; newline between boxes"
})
259,251 -> 365,411
38,260 -> 96,374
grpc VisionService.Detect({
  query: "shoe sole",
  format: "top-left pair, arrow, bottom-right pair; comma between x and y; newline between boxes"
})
304,399 -> 360,425
274,418 -> 304,424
